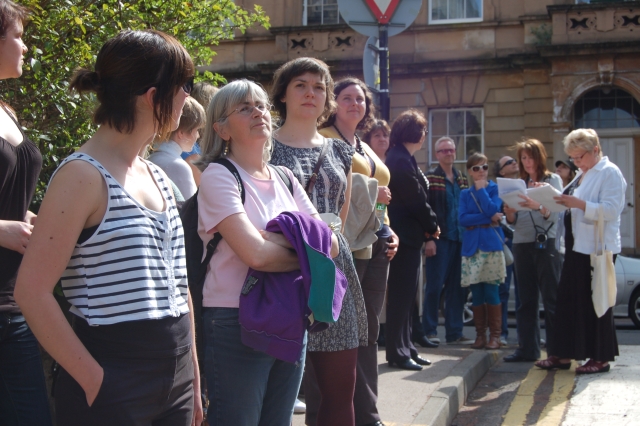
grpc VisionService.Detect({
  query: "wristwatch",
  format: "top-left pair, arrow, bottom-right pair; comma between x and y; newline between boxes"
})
537,205 -> 543,212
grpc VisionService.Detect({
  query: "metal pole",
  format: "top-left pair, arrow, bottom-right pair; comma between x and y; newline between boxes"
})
379,24 -> 389,121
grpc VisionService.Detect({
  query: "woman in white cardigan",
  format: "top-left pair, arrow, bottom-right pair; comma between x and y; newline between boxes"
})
535,128 -> 626,374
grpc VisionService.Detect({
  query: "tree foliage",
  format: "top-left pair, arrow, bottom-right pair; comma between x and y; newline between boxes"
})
2,0 -> 269,207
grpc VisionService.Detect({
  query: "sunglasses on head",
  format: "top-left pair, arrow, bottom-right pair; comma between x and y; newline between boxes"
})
471,164 -> 489,172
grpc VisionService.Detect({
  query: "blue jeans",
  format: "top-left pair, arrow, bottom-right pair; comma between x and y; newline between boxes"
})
203,308 -> 304,426
0,313 -> 53,426
423,239 -> 467,342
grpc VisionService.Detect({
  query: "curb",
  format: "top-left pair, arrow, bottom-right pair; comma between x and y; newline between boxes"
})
411,350 -> 500,426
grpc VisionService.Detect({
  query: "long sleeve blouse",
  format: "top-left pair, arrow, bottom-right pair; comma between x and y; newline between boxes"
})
459,181 -> 504,257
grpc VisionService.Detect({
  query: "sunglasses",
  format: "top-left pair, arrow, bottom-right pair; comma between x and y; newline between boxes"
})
471,164 -> 489,172
437,148 -> 456,155
500,158 -> 516,170
182,77 -> 194,94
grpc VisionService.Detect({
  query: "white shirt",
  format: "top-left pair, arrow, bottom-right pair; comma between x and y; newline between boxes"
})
564,156 -> 626,255
148,141 -> 197,199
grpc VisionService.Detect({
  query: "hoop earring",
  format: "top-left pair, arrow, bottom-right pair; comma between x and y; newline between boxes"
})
223,140 -> 230,156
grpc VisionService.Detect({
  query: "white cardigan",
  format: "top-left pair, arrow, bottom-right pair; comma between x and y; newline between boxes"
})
562,156 -> 626,255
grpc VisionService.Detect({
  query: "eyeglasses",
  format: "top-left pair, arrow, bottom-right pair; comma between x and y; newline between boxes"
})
500,158 -> 516,170
437,148 -> 456,155
569,151 -> 590,162
471,164 -> 489,172
182,77 -> 194,94
220,103 -> 271,121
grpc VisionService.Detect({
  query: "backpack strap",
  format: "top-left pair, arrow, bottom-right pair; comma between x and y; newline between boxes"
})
268,164 -> 294,196
214,158 -> 245,204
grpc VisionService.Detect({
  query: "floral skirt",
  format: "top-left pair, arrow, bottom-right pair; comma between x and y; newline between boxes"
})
461,250 -> 506,287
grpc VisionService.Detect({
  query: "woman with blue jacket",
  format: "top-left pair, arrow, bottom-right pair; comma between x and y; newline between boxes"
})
459,153 -> 506,350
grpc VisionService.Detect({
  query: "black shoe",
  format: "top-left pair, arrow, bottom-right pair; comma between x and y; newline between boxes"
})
388,358 -> 423,371
503,352 -> 537,363
412,334 -> 439,348
362,422 -> 384,426
411,354 -> 432,366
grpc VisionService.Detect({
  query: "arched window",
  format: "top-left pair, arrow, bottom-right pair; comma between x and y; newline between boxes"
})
573,88 -> 640,129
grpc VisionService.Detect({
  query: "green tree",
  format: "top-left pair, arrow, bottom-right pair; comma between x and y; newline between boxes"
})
2,0 -> 269,207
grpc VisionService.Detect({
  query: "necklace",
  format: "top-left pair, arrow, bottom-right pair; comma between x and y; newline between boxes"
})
333,125 -> 365,156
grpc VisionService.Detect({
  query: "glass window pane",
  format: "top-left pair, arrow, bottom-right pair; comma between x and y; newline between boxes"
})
432,0 -> 447,20
466,0 -> 481,18
600,120 -> 616,129
583,99 -> 599,120
431,111 -> 448,135
449,111 -> 465,135
466,110 -> 482,134
466,136 -> 481,156
324,7 -> 339,24
600,98 -> 615,120
452,136 -> 464,156
308,6 -> 322,24
450,0 -> 464,20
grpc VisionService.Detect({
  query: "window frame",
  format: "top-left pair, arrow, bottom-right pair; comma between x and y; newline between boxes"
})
303,0 -> 341,26
428,0 -> 483,25
427,107 -> 485,167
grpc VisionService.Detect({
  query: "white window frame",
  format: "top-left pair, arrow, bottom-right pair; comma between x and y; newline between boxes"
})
428,107 -> 484,167
428,0 -> 483,25
303,0 -> 340,26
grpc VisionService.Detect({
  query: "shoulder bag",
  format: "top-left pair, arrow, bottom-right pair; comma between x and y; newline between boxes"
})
591,205 -> 617,318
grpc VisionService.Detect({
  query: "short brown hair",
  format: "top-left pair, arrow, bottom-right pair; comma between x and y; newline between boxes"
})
362,119 -> 390,144
466,152 -> 487,170
321,77 -> 376,130
389,109 -> 427,147
174,97 -> 205,134
69,30 -> 194,140
269,57 -> 335,126
0,0 -> 28,38
514,138 -> 550,181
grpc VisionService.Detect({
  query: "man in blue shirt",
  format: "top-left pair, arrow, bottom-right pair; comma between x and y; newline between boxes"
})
423,137 -> 473,344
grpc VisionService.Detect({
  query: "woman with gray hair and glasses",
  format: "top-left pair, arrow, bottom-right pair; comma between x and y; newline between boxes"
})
535,128 -> 625,374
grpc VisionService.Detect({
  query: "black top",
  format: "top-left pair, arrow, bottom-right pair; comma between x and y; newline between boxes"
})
0,107 -> 42,313
386,144 -> 438,249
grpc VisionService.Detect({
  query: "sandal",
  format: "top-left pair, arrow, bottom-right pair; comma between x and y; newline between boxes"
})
534,356 -> 571,370
575,359 -> 610,375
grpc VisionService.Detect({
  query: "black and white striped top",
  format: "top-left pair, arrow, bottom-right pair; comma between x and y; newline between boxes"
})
54,153 -> 189,326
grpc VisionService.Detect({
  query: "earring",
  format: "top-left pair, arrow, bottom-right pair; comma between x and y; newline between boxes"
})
223,140 -> 229,156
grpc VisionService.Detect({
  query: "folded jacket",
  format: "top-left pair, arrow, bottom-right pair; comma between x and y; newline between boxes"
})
239,210 -> 348,363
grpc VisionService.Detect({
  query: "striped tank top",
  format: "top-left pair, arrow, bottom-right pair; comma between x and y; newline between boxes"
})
55,153 -> 189,326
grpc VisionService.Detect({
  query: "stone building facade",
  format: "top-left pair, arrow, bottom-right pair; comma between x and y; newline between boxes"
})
207,0 -> 640,251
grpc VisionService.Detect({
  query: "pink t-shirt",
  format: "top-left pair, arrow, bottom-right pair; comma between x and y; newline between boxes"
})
197,159 -> 317,308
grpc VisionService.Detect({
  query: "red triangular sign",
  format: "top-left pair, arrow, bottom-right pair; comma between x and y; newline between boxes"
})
364,0 -> 401,24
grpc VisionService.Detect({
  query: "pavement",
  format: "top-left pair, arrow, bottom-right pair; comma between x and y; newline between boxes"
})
293,321 -> 640,426
293,325 -> 501,426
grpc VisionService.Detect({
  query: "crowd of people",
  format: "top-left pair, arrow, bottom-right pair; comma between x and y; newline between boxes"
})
0,0 -> 628,424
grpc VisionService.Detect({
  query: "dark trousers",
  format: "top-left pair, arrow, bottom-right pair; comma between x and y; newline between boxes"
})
0,313 -> 53,426
512,240 -> 562,359
385,242 -> 421,363
499,238 -> 517,338
353,237 -> 389,425
55,350 -> 194,426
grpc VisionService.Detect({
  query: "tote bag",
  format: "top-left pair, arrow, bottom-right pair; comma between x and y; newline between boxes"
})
590,206 -> 616,318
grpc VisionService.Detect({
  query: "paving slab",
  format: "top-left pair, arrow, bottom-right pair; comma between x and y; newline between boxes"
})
293,343 -> 499,426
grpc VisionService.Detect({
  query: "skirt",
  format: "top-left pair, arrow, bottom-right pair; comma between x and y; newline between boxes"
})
461,250 -> 506,287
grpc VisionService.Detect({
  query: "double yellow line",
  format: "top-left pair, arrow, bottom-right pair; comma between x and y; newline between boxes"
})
502,352 -> 576,426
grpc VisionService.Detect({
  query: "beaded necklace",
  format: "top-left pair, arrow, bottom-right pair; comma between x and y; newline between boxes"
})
333,125 -> 365,156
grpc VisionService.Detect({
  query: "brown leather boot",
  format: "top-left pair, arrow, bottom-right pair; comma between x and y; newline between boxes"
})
470,304 -> 487,349
485,304 -> 503,349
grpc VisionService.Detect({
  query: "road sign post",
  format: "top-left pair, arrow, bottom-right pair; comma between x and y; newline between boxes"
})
338,0 -> 422,121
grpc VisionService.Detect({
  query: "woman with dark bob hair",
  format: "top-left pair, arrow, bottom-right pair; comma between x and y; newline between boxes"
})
385,109 -> 438,371
0,1 -> 52,424
269,58 -> 368,426
15,30 -> 203,425
502,139 -> 562,364
319,77 -> 398,425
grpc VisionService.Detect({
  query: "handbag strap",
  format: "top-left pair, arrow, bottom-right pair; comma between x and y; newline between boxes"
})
469,191 -> 505,244
305,140 -> 329,196
595,205 -> 605,256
